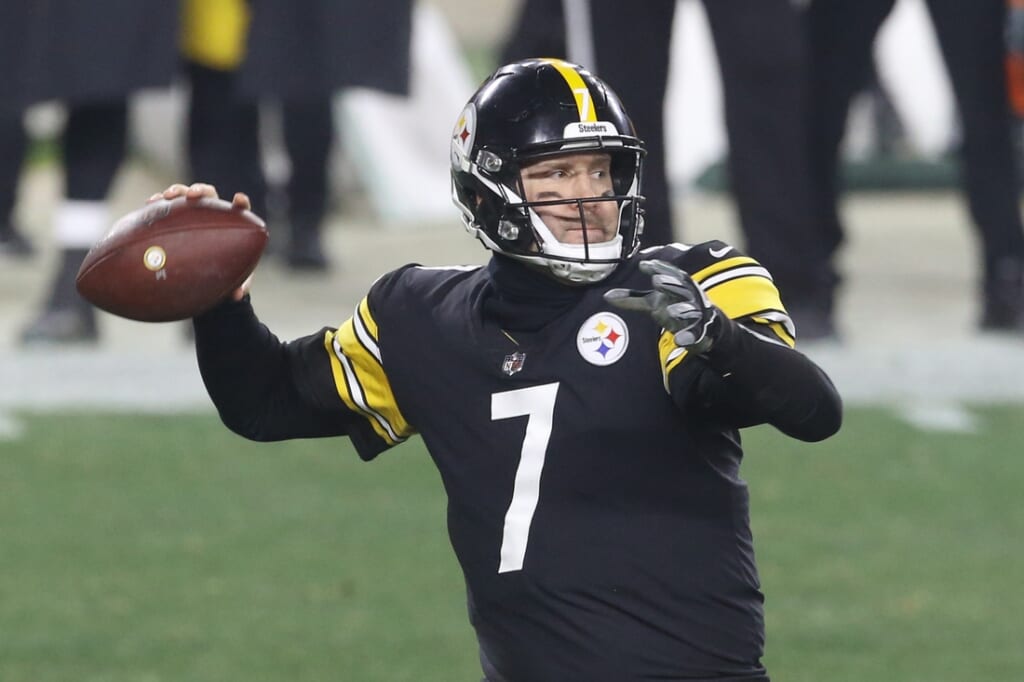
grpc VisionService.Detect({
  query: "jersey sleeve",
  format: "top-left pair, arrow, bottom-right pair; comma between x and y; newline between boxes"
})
642,243 -> 841,440
318,269 -> 418,459
192,273 -> 416,462
656,241 -> 795,387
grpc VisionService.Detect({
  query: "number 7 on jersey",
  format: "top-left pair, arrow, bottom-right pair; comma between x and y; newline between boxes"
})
491,382 -> 560,573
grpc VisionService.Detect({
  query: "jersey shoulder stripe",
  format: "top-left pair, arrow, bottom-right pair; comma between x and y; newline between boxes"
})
320,264 -> 484,450
650,241 -> 795,383
697,264 -> 783,323
323,296 -> 414,447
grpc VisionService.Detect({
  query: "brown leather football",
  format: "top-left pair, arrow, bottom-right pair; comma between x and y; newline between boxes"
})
75,197 -> 269,322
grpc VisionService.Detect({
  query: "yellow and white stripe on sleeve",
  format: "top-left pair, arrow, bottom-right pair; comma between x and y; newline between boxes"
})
660,255 -> 794,385
323,297 -> 414,446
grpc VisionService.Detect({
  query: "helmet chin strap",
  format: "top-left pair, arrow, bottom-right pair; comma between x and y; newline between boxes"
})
547,259 -> 619,284
505,235 -> 623,284
527,206 -> 623,283
545,234 -> 622,279
502,251 -> 619,285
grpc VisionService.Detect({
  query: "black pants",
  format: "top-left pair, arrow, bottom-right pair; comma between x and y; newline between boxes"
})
806,0 -> 1024,292
0,108 -> 27,221
591,0 -> 824,296
63,100 -> 128,200
1,99 -> 126,222
187,61 -> 267,218
281,97 -> 333,230
187,61 -> 333,230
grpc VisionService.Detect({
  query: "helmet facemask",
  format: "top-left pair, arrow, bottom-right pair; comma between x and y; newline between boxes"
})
454,143 -> 646,284
450,59 -> 647,284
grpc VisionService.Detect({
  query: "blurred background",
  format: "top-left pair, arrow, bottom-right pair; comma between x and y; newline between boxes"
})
2,1 -> 1023,680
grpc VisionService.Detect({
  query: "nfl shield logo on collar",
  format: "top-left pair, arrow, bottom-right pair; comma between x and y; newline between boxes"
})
502,351 -> 527,376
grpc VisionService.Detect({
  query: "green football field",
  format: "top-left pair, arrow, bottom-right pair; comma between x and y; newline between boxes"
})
2,406 -> 1022,681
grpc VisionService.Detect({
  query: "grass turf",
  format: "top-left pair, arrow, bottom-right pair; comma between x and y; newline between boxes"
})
1,406 -> 1021,681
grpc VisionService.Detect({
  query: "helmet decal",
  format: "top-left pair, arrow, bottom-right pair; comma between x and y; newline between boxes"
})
450,103 -> 477,172
563,121 -> 620,139
542,58 -> 598,122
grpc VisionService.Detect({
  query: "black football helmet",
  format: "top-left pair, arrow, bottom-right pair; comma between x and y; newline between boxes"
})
451,58 -> 646,283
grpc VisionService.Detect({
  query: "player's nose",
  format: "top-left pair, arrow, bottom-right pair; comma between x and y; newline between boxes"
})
570,175 -> 606,198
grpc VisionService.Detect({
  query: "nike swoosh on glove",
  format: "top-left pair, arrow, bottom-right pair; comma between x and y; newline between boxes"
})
604,259 -> 722,354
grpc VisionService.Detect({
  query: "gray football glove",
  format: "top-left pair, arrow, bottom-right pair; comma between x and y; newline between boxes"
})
604,259 -> 721,354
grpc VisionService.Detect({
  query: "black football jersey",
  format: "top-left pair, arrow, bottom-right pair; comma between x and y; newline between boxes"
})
290,241 -> 790,681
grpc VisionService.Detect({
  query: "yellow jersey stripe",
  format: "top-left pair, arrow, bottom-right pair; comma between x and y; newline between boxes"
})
705,276 -> 786,322
751,318 -> 796,348
659,333 -> 688,390
356,297 -> 379,341
543,59 -> 598,122
352,298 -> 382,364
323,313 -> 413,445
691,256 -> 759,283
658,266 -> 792,387
343,303 -> 412,438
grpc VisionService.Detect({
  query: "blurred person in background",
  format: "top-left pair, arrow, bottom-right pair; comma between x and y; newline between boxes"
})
1009,0 -> 1024,188
1,7 -> 35,259
181,0 -> 268,238
0,111 -> 33,257
181,0 -> 413,272
500,0 -> 835,339
0,1 -> 179,344
805,0 -> 1024,332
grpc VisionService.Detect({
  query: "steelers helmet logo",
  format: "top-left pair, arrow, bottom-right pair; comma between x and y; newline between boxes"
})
577,312 -> 629,366
450,103 -> 477,172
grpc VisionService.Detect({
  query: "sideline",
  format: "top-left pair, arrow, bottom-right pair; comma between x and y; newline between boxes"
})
3,337 -> 1024,414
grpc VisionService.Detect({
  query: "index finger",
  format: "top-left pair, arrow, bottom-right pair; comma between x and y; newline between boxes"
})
638,259 -> 689,279
231,192 -> 252,212
603,287 -> 657,312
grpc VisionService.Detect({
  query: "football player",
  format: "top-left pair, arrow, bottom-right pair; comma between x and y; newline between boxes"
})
161,59 -> 842,681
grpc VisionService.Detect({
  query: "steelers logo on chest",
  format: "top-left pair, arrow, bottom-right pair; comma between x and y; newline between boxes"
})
576,312 -> 629,366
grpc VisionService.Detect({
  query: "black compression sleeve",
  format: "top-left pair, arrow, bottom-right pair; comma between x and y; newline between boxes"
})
193,296 -> 357,441
672,316 -> 843,442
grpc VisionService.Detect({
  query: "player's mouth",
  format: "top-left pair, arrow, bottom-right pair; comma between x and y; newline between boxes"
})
563,225 -> 611,244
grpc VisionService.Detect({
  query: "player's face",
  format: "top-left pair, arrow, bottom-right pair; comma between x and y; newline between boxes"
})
519,153 -> 619,245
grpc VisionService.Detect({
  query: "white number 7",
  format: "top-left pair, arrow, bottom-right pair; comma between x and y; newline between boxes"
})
573,87 -> 593,121
491,382 -> 560,573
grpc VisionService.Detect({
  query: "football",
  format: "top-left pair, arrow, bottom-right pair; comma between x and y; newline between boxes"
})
76,197 -> 269,322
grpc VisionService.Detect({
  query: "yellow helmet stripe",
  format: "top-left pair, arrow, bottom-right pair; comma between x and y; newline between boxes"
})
542,58 -> 598,122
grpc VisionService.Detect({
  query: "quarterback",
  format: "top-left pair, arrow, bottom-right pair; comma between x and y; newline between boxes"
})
161,59 -> 842,681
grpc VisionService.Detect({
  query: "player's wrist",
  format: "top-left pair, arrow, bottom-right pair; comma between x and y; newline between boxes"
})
700,312 -> 743,363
